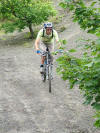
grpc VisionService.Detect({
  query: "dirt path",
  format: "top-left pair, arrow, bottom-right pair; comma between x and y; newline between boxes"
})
0,30 -> 99,133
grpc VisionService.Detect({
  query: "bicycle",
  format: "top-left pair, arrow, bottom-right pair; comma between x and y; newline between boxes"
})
38,46 -> 53,93
37,47 -> 63,93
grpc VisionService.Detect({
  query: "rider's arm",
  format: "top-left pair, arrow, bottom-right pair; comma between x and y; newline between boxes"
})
35,38 -> 40,50
35,29 -> 42,51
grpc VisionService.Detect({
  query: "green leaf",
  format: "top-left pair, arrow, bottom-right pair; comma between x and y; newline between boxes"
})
95,96 -> 100,102
90,2 -> 97,7
92,103 -> 100,110
62,39 -> 67,45
69,49 -> 76,53
65,0 -> 71,2
96,32 -> 100,37
93,57 -> 100,63
83,96 -> 93,105
59,2 -> 67,9
91,51 -> 97,56
85,62 -> 93,67
94,120 -> 100,128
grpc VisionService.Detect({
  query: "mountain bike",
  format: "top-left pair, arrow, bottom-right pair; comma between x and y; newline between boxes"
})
37,47 -> 63,93
40,46 -> 53,93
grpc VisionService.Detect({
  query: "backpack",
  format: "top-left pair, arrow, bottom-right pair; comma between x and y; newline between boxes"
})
42,28 -> 54,38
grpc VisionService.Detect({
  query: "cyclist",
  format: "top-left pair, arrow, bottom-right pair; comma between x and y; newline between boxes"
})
35,22 -> 60,73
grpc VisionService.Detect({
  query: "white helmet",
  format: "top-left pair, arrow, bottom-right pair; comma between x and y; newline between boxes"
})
44,22 -> 53,29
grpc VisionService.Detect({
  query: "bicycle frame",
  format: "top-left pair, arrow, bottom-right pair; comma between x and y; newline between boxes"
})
39,48 -> 64,93
42,46 -> 52,93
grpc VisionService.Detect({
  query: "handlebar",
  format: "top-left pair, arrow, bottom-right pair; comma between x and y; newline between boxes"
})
36,49 -> 69,55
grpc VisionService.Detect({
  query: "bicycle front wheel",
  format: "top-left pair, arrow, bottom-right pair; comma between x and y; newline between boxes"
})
48,65 -> 52,93
42,64 -> 46,82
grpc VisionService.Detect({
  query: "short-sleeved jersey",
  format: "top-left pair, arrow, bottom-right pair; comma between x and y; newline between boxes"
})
36,29 -> 59,44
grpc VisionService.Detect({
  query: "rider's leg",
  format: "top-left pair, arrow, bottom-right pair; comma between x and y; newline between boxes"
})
40,55 -> 46,73
39,42 -> 46,70
48,45 -> 54,64
41,56 -> 46,65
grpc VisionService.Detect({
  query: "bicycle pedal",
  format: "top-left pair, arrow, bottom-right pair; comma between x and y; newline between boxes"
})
40,71 -> 44,74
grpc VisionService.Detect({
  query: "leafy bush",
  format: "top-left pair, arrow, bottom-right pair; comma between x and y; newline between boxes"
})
58,0 -> 100,128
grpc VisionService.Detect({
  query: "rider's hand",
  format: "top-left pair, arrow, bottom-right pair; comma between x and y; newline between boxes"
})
36,50 -> 40,55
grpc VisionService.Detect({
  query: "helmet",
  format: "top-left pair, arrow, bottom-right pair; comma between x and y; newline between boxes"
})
44,22 -> 53,29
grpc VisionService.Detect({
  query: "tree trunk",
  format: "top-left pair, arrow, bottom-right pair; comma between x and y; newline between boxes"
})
29,24 -> 34,39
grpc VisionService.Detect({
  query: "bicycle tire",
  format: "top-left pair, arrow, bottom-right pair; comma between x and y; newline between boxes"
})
41,64 -> 46,82
48,65 -> 52,93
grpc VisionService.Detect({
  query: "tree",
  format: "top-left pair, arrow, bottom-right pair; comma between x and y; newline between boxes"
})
57,0 -> 100,128
0,0 -> 56,38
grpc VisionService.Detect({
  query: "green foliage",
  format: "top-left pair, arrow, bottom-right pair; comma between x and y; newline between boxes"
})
59,2 -> 67,9
58,0 -> 100,128
69,49 -> 77,52
94,111 -> 100,128
0,0 -> 56,37
60,0 -> 100,35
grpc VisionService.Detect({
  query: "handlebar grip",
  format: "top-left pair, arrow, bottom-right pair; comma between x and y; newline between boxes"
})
36,50 -> 40,54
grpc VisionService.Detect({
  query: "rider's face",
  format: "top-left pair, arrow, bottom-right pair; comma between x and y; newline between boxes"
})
46,28 -> 52,35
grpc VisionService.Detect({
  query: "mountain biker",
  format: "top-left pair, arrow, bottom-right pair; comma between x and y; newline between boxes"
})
35,22 -> 60,73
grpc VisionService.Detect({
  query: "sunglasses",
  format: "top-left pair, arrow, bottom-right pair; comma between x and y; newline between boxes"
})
46,28 -> 52,31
